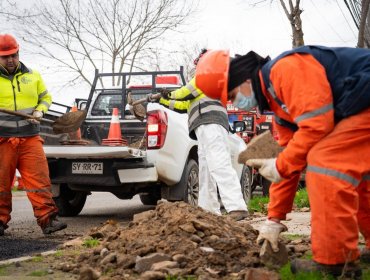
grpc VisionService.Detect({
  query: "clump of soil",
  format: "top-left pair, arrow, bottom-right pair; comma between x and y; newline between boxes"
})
238,131 -> 284,163
58,201 -> 280,279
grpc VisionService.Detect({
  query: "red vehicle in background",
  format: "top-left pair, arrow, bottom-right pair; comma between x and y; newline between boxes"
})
227,101 -> 277,196
227,101 -> 305,196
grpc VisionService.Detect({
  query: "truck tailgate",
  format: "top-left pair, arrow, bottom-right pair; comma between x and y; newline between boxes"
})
43,145 -> 146,159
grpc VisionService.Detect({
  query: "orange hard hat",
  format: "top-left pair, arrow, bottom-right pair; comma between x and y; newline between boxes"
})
195,49 -> 230,107
0,34 -> 19,56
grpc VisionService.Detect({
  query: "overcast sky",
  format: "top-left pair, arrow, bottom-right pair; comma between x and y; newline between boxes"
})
190,0 -> 357,56
1,0 -> 358,105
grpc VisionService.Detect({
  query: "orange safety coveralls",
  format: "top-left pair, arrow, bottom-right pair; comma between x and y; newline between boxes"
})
0,62 -> 58,230
261,53 -> 370,265
0,136 -> 58,228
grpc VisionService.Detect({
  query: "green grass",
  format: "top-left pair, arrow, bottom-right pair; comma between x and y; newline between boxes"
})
248,188 -> 310,213
294,189 -> 310,208
166,276 -> 196,280
82,237 -> 100,248
0,266 -> 8,276
54,250 -> 63,257
30,255 -> 43,262
26,270 -> 49,277
248,195 -> 269,213
279,263 -> 335,280
283,234 -> 306,241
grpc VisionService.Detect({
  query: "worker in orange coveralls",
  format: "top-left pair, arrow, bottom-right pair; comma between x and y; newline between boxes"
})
195,47 -> 370,278
0,34 -> 67,235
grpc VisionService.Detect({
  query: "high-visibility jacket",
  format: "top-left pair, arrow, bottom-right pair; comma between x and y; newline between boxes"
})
256,46 -> 370,178
0,62 -> 52,137
256,53 -> 334,178
159,77 -> 229,139
261,45 -> 370,130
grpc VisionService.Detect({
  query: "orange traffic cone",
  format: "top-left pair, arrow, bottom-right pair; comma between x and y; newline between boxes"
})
101,108 -> 127,146
68,105 -> 82,140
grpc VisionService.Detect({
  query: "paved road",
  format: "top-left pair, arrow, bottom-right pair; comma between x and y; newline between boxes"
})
0,192 -> 154,261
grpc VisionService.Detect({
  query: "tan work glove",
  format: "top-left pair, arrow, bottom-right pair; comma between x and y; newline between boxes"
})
27,110 -> 43,124
146,93 -> 162,102
246,158 -> 282,183
257,219 -> 287,252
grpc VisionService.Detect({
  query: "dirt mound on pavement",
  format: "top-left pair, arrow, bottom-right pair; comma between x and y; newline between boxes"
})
62,201 -> 279,279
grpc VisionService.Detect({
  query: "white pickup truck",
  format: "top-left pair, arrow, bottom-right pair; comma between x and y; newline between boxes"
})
42,69 -> 252,216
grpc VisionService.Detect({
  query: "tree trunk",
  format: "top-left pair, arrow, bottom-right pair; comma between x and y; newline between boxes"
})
365,1 -> 370,47
279,0 -> 305,48
357,0 -> 370,48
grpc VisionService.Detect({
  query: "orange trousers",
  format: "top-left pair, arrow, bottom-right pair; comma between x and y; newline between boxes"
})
306,107 -> 370,264
0,136 -> 58,228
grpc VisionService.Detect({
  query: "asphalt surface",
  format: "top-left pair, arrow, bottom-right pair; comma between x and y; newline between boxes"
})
0,238 -> 59,261
0,192 -> 154,261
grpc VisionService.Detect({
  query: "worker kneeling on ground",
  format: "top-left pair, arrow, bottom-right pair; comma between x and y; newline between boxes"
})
0,34 -> 67,235
195,47 -> 370,278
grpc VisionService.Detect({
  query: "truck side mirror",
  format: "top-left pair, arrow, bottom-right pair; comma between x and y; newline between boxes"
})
233,121 -> 246,133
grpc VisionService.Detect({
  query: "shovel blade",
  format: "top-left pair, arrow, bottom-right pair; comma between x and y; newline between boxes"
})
132,104 -> 146,122
52,110 -> 87,134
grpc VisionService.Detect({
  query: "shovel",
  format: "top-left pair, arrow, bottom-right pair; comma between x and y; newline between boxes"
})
127,93 -> 161,121
0,108 -> 87,134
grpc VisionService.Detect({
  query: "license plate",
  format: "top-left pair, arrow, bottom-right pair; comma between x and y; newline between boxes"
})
71,162 -> 103,174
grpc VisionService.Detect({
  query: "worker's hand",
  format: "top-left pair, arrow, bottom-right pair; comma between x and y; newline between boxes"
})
159,88 -> 172,99
33,110 -> 43,119
246,158 -> 282,183
257,219 -> 287,252
146,93 -> 161,102
27,110 -> 43,124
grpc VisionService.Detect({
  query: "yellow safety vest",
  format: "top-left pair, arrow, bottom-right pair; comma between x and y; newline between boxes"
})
0,62 -> 52,137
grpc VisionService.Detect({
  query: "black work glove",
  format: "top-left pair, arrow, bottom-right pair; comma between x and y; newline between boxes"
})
159,88 -> 172,99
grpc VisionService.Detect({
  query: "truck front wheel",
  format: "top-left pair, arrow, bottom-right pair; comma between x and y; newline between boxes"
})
182,159 -> 199,207
240,166 -> 253,204
53,184 -> 87,217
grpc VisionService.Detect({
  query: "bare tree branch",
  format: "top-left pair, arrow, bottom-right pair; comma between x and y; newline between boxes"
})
249,0 -> 304,48
1,0 -> 197,86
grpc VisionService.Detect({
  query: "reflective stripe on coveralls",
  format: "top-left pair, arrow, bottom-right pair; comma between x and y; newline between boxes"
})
0,136 -> 58,228
195,124 -> 248,214
306,107 -> 370,264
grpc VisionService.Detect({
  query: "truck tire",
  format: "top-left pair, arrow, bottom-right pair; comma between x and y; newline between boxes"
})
53,184 -> 87,217
260,176 -> 272,197
240,166 -> 253,203
139,192 -> 161,206
181,159 -> 199,207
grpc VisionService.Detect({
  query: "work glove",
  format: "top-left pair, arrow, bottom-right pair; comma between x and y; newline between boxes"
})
257,219 -> 287,252
27,110 -> 43,124
246,158 -> 282,183
159,88 -> 172,99
146,93 -> 161,102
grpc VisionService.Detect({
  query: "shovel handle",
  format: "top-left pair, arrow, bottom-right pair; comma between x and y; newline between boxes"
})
0,108 -> 54,124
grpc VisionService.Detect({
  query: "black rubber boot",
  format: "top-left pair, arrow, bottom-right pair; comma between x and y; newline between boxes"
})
42,217 -> 67,234
228,210 -> 249,221
360,247 -> 370,263
291,259 -> 362,279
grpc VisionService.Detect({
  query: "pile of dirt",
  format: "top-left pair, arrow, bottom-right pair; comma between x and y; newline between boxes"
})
57,201 -> 280,279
